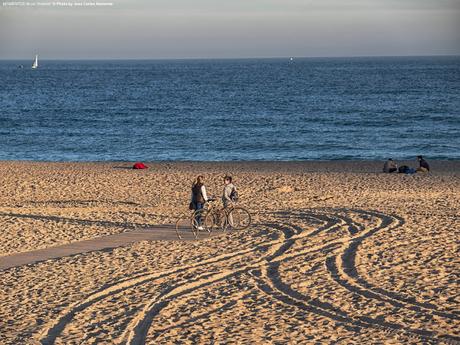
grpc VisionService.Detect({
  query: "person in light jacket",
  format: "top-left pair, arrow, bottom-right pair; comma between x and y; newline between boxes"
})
383,158 -> 398,173
222,175 -> 236,227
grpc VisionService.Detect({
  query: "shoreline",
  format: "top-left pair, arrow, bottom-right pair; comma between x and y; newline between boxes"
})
1,159 -> 459,174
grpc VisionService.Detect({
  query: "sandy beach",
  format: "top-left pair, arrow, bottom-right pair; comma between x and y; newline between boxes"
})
0,160 -> 459,344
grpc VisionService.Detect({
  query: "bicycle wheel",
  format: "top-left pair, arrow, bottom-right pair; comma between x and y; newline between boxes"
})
175,213 -> 195,239
191,209 -> 208,237
203,211 -> 217,232
204,210 -> 227,232
227,207 -> 251,230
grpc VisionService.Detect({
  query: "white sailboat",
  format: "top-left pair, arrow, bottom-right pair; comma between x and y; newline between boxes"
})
31,54 -> 38,69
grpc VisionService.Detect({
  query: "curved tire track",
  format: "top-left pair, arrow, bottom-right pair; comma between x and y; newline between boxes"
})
330,209 -> 459,320
122,212 -> 342,344
251,210 -> 447,344
34,208 -> 459,344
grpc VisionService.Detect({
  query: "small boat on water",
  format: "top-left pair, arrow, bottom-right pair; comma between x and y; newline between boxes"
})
31,54 -> 38,69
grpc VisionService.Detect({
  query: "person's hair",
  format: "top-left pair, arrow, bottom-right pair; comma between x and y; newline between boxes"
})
193,175 -> 204,187
224,175 -> 232,183
417,155 -> 423,159
388,158 -> 393,161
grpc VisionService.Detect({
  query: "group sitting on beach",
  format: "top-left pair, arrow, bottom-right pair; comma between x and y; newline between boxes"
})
383,156 -> 430,174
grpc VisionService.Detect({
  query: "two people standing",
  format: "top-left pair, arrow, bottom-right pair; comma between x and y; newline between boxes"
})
190,175 -> 237,229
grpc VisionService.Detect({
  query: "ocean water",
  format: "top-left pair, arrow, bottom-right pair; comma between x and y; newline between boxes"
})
0,56 -> 459,161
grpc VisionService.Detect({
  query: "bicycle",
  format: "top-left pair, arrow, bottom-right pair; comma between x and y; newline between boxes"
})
175,198 -> 252,240
198,198 -> 252,232
175,199 -> 215,240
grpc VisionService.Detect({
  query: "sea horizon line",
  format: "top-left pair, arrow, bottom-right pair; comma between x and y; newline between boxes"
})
1,54 -> 460,61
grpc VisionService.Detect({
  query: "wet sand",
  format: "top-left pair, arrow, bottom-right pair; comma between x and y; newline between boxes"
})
0,160 -> 459,344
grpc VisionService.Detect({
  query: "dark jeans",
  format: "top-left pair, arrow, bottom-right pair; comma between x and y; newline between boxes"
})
195,202 -> 204,226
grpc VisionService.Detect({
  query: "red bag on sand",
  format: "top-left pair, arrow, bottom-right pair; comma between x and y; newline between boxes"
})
133,162 -> 148,169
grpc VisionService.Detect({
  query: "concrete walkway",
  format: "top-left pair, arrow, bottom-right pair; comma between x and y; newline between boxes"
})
0,225 -> 205,271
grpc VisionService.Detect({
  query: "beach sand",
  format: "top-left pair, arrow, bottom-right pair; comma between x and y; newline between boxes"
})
0,161 -> 459,344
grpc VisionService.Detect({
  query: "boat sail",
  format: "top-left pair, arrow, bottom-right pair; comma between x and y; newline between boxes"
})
32,55 -> 38,69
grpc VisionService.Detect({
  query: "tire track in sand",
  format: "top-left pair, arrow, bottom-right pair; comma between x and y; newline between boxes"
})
121,216 -> 338,344
252,209 -> 459,344
122,210 -> 391,344
36,215 -> 339,344
34,209 -> 459,344
325,209 -> 459,320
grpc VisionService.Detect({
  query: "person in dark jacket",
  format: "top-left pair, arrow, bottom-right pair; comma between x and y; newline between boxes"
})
191,175 -> 208,230
417,156 -> 430,172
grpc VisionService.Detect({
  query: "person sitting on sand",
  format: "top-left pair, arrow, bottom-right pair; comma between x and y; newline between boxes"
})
191,175 -> 208,230
417,155 -> 430,172
383,158 -> 398,173
222,175 -> 237,227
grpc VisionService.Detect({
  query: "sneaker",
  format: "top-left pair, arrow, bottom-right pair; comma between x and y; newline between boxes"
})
197,226 -> 204,231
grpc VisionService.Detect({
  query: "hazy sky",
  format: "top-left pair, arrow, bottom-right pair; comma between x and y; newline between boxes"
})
0,0 -> 459,59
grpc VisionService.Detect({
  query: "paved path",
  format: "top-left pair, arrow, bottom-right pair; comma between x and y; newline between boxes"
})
0,225 -> 204,271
